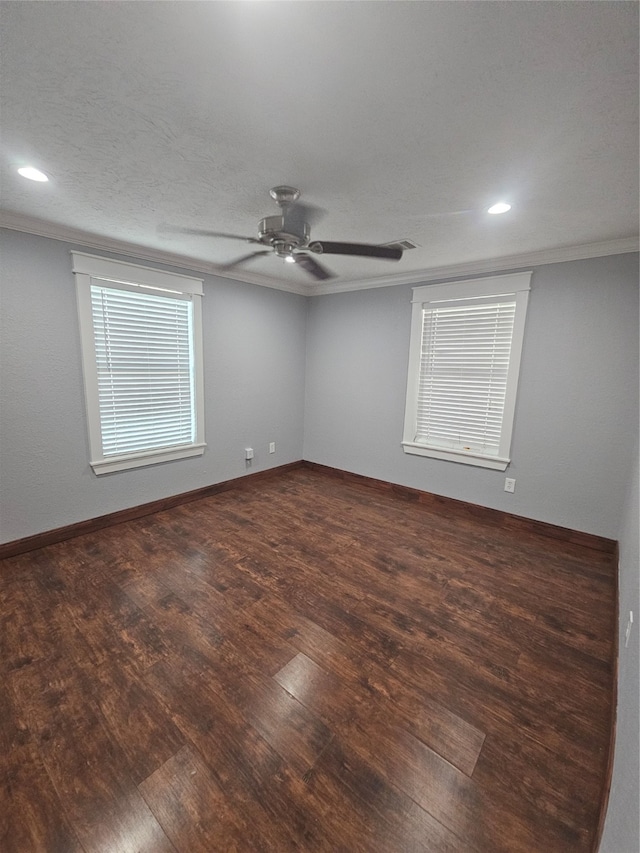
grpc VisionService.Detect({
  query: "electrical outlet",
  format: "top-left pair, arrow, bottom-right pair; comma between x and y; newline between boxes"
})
504,477 -> 516,493
245,447 -> 254,461
269,442 -> 276,454
625,611 -> 634,648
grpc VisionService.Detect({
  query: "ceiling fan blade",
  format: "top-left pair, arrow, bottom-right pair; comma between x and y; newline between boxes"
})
294,253 -> 334,281
159,224 -> 260,243
309,241 -> 403,260
220,250 -> 272,270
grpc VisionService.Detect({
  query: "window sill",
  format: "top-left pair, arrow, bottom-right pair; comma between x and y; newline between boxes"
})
401,441 -> 509,471
91,443 -> 206,475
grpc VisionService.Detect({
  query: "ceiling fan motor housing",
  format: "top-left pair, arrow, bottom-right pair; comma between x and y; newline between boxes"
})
258,215 -> 310,251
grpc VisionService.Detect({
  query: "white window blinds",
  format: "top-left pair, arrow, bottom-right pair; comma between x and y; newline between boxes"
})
416,297 -> 516,456
90,282 -> 195,457
402,273 -> 530,470
74,252 -> 205,475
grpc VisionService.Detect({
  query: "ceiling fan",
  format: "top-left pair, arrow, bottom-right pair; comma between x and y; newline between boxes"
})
161,186 -> 403,280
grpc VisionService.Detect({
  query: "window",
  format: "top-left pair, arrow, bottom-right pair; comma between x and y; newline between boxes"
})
402,272 -> 531,470
73,252 -> 205,474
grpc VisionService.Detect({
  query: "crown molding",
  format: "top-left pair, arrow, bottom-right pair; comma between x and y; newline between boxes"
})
1,209 -> 637,298
0,210 -> 308,296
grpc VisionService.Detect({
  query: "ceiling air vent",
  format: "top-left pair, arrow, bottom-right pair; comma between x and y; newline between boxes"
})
383,239 -> 419,251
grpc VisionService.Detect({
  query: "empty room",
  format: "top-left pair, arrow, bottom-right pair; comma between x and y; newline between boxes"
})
1,2 -> 638,852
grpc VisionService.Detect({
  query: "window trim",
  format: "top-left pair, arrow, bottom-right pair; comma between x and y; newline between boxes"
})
73,252 -> 206,475
402,271 -> 531,471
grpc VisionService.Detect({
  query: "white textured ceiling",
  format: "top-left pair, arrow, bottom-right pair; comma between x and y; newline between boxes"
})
1,1 -> 638,291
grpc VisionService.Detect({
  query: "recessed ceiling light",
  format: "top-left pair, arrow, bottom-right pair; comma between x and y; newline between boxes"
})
487,201 -> 511,215
17,166 -> 49,182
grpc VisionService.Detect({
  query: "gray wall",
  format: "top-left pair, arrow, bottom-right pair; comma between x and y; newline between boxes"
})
600,439 -> 640,853
0,229 -> 307,542
304,253 -> 639,539
1,235 -> 635,545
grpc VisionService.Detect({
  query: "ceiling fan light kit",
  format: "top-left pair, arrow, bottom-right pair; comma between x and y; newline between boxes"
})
164,186 -> 404,281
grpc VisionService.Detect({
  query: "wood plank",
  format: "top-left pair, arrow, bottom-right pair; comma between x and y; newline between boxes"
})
0,566 -> 57,675
254,594 -> 487,773
472,727 -> 600,850
533,606 -> 613,663
389,641 -> 607,775
278,575 -> 403,668
222,620 -> 299,676
61,570 -> 169,673
274,651 -> 369,728
138,745 -> 248,853
255,582 -> 584,782
11,660 -> 175,853
238,675 -> 333,776
309,736 -> 476,853
143,656 -> 330,850
339,713 -> 583,853
145,639 -> 331,779
248,594 -> 366,682
1,742 -> 84,853
93,662 -> 186,785
274,651 -> 485,777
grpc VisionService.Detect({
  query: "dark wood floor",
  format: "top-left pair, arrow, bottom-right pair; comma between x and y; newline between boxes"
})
1,467 -> 616,852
